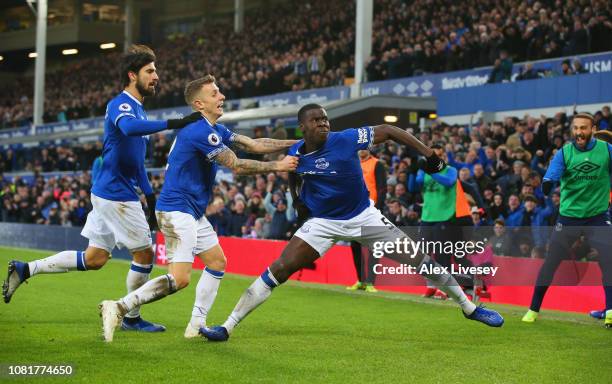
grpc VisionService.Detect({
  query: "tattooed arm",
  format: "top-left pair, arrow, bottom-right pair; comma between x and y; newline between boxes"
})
231,134 -> 298,154
214,148 -> 298,175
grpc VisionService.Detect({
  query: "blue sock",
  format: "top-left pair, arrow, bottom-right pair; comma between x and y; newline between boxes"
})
125,262 -> 154,318
204,267 -> 225,279
76,251 -> 87,271
260,268 -> 279,289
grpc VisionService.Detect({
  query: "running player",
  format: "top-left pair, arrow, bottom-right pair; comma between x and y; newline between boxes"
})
98,75 -> 298,342
522,113 -> 612,328
201,104 -> 504,342
3,45 -> 200,333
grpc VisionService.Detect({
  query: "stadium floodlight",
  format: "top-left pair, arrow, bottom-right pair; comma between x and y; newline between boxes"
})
28,52 -> 37,58
0,55 -> 3,61
384,115 -> 398,123
100,43 -> 116,50
62,49 -> 78,55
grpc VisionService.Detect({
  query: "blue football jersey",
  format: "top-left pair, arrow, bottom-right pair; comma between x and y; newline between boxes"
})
92,91 -> 151,201
288,127 -> 374,220
156,117 -> 236,220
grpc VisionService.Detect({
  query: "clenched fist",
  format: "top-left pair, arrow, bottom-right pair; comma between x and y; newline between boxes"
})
277,155 -> 299,172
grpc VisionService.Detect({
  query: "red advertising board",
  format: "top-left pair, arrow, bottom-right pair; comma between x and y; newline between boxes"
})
154,232 -> 604,313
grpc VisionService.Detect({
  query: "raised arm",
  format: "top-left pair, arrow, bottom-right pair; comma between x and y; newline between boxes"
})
372,124 -> 433,157
263,188 -> 276,215
285,190 -> 295,222
429,166 -> 457,187
446,150 -> 465,169
231,134 -> 298,154
117,112 -> 202,137
371,124 -> 445,173
594,130 -> 612,144
213,148 -> 298,175
117,116 -> 168,136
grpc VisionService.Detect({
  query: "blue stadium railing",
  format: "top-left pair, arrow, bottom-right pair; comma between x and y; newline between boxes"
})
438,71 -> 612,116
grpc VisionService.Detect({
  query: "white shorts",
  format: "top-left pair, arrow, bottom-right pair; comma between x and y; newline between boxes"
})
81,194 -> 152,253
155,210 -> 219,264
294,203 -> 407,256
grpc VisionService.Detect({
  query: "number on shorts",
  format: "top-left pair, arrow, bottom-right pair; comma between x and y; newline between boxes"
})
380,217 -> 393,228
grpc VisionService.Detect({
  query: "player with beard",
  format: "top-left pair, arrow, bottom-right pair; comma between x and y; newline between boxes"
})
201,104 -> 504,342
522,113 -> 612,328
3,45 -> 200,334
98,75 -> 298,343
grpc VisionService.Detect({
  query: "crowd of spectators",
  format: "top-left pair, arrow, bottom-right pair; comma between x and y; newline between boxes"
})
1,172 -> 92,227
488,48 -> 593,83
1,105 -> 610,259
0,142 -> 102,174
367,0 -> 611,80
1,0 -> 611,128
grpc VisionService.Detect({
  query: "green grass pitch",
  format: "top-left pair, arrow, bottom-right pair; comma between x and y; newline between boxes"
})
0,246 -> 610,384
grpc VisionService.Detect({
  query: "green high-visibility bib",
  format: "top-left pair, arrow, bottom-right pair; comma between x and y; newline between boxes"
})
422,167 -> 456,222
560,140 -> 610,218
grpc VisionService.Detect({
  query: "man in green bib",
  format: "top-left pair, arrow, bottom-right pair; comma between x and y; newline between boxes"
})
522,113 -> 612,328
412,144 -> 473,297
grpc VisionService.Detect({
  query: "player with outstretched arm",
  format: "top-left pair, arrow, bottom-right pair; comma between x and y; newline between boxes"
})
201,104 -> 504,342
98,75 -> 298,342
3,45 -> 200,333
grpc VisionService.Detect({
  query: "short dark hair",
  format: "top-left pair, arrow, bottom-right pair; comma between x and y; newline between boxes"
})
121,44 -> 156,87
573,112 -> 595,124
297,103 -> 323,123
184,75 -> 216,105
523,194 -> 538,203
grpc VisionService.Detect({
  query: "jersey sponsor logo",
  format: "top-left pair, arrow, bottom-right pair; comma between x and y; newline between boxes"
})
571,160 -> 601,180
315,158 -> 329,170
208,133 -> 221,146
572,160 -> 600,174
302,170 -> 324,175
357,128 -> 369,144
119,103 -> 132,112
